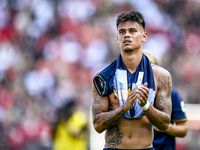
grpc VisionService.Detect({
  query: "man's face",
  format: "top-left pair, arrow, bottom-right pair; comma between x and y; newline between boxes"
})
117,21 -> 147,53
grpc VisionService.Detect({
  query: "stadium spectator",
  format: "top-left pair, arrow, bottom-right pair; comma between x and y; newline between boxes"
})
52,99 -> 88,150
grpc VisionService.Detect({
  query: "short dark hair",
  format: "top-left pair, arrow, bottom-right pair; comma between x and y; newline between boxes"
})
57,100 -> 75,117
116,10 -> 145,31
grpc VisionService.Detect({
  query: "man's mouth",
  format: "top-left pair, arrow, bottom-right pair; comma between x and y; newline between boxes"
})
123,39 -> 131,44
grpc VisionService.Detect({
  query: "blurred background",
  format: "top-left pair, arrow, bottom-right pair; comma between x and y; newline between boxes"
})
0,0 -> 200,149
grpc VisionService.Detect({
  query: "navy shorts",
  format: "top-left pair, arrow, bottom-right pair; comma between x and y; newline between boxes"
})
103,147 -> 155,150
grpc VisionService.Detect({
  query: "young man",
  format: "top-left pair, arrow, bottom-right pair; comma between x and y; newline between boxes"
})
92,11 -> 172,150
143,51 -> 188,150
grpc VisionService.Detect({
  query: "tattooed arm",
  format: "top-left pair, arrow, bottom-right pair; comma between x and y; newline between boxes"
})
143,66 -> 172,131
92,81 -> 138,133
92,83 -> 126,133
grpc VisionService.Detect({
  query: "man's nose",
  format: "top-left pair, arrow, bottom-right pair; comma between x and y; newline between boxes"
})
124,32 -> 130,38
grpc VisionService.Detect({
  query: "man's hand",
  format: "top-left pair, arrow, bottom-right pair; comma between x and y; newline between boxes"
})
136,82 -> 149,107
124,86 -> 138,111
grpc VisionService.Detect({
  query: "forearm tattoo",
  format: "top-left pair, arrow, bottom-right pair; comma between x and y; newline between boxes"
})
101,105 -> 126,128
92,85 -> 127,132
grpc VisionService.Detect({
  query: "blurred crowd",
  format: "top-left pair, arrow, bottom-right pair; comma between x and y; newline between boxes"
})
0,0 -> 200,149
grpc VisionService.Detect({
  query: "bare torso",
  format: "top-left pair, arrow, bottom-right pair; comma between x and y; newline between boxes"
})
104,93 -> 154,149
92,63 -> 172,149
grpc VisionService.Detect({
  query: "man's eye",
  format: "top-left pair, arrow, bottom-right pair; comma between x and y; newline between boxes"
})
130,30 -> 135,33
120,31 -> 125,34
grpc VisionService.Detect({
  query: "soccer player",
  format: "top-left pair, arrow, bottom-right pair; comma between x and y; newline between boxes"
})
92,10 -> 172,150
143,51 -> 188,150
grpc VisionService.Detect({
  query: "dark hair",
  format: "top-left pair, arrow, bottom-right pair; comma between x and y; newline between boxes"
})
57,100 -> 75,117
116,10 -> 145,31
53,100 -> 76,139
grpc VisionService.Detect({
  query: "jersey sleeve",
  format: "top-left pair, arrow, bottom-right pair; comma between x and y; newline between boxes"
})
93,63 -> 115,96
171,89 -> 187,123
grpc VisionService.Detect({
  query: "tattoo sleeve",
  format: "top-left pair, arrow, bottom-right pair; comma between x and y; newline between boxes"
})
144,69 -> 172,131
92,83 -> 127,133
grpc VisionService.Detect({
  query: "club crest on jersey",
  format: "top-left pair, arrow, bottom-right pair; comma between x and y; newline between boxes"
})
99,78 -> 104,88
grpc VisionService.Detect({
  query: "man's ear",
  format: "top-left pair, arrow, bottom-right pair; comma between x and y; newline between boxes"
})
142,32 -> 148,42
117,35 -> 119,44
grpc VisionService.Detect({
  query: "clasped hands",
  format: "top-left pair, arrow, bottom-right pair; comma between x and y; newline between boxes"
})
124,82 -> 149,111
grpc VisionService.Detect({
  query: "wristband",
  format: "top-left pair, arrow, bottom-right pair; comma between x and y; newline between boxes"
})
142,101 -> 150,110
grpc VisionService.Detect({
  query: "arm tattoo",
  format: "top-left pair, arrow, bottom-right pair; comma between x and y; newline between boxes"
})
92,96 -> 105,123
156,73 -> 172,112
101,105 -> 126,130
145,71 -> 172,131
108,103 -> 114,111
146,105 -> 168,130
92,82 -> 127,133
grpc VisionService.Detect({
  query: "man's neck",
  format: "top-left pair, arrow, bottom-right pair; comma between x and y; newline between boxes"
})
121,50 -> 143,74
